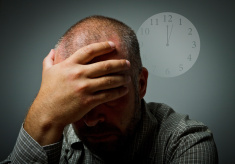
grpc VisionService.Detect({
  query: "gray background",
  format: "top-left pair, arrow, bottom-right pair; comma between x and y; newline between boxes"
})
0,0 -> 234,163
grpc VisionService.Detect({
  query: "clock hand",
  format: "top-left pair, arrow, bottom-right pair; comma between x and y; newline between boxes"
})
166,25 -> 169,46
166,24 -> 173,47
169,24 -> 173,41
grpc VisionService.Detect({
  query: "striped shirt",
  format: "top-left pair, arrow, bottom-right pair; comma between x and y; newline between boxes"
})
1,100 -> 218,163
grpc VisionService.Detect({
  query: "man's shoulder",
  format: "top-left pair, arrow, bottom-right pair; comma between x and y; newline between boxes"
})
145,102 -> 218,163
146,102 -> 209,137
145,102 -> 214,154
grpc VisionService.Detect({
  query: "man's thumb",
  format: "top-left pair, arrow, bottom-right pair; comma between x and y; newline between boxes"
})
43,49 -> 55,70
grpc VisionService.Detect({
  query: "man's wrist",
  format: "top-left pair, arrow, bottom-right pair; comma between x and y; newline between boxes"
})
24,101 -> 65,146
10,125 -> 48,163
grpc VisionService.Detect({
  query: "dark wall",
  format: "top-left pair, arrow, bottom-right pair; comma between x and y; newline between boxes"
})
1,0 -> 234,162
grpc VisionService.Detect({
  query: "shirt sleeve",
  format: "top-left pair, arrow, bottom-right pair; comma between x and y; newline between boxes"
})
153,103 -> 218,164
1,125 -> 63,164
168,122 -> 218,163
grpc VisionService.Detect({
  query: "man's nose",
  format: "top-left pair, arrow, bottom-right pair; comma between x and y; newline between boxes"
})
83,106 -> 105,127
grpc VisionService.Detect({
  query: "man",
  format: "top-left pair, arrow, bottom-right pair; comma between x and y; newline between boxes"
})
1,15 -> 218,163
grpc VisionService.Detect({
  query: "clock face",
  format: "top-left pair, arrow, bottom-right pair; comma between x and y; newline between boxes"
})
137,12 -> 200,77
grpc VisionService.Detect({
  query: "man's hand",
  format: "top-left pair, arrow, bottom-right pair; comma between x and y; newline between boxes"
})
24,41 -> 131,145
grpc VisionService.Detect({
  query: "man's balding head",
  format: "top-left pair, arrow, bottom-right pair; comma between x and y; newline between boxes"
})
55,15 -> 142,80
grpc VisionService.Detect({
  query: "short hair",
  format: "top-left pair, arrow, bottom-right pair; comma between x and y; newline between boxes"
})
55,15 -> 142,84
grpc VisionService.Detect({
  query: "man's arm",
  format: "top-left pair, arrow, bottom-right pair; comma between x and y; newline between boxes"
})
2,41 -> 131,163
0,126 -> 63,164
24,41 -> 130,146
167,124 -> 218,163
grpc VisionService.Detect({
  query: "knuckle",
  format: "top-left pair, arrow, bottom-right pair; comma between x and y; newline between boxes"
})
67,71 -> 81,81
82,96 -> 94,107
97,89 -> 121,102
97,92 -> 110,102
74,69 -> 84,78
100,76 -> 114,87
101,42 -> 109,49
103,62 -> 112,71
118,60 -> 128,70
121,60 -> 127,67
42,57 -> 47,66
106,77 -> 113,86
67,66 -> 85,80
81,45 -> 93,56
43,57 -> 46,64
75,82 -> 89,92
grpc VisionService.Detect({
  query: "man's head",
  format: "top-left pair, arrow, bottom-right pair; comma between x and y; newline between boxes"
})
54,15 -> 148,159
55,15 -> 142,86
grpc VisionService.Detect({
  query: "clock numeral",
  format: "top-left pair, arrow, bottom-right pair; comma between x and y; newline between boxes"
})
192,41 -> 196,48
179,18 -> 182,25
165,68 -> 170,75
164,15 -> 172,23
188,28 -> 192,35
141,28 -> 150,35
179,64 -> 184,71
151,18 -> 158,25
187,54 -> 192,61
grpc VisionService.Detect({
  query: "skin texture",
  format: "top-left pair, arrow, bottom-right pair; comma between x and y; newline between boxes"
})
24,19 -> 148,160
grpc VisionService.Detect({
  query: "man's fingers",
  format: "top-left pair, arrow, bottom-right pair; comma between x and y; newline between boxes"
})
86,59 -> 131,78
88,75 -> 131,92
93,86 -> 129,105
43,49 -> 55,70
69,41 -> 115,64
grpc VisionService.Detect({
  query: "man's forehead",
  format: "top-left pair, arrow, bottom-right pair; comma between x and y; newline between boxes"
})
55,23 -> 126,62
74,32 -> 126,63
75,33 -> 121,49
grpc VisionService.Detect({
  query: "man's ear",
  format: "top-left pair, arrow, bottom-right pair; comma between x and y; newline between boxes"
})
138,67 -> 148,99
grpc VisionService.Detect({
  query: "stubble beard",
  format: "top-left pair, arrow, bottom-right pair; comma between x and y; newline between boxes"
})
75,97 -> 142,160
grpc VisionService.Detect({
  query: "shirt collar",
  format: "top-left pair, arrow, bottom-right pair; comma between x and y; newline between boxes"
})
65,99 -> 159,159
63,124 -> 81,149
125,99 -> 159,161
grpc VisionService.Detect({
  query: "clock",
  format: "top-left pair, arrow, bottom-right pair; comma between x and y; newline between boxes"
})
137,12 -> 200,77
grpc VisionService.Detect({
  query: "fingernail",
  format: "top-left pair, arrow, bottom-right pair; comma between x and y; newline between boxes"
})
108,41 -> 115,49
126,60 -> 131,68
